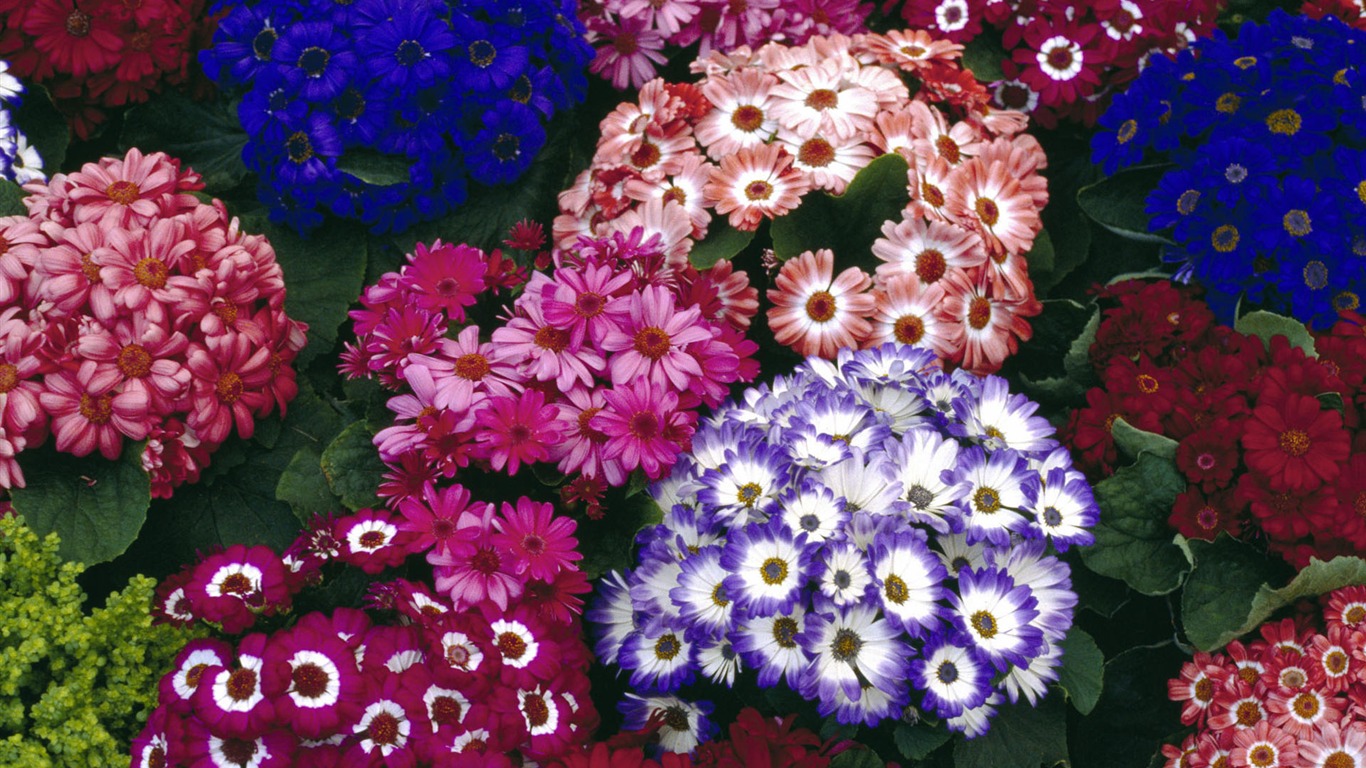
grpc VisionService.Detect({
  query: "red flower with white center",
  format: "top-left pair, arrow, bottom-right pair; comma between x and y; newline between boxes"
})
39,359 -> 149,459
1327,585 -> 1366,634
1299,722 -> 1366,768
768,59 -> 879,140
1014,20 -> 1102,107
185,333 -> 274,444
193,634 -> 277,738
872,216 -> 986,288
490,613 -> 561,687
262,617 -> 360,739
336,508 -> 412,574
422,611 -> 497,688
766,248 -> 874,359
1207,681 -> 1266,732
129,706 -> 184,768
517,685 -> 578,761
347,675 -> 430,768
703,143 -> 811,231
865,274 -> 960,360
188,544 -> 291,634
1242,393 -> 1351,493
899,0 -> 985,42
945,158 -> 1042,257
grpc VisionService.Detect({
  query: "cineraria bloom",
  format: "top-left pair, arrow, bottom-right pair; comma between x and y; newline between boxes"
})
951,567 -> 1043,671
720,521 -> 813,618
182,716 -> 296,768
347,675 -> 430,768
776,480 -> 850,544
619,693 -> 717,755
696,439 -> 791,525
490,613 -> 561,687
1241,393 -> 1350,493
945,158 -> 1042,257
670,546 -> 734,642
1029,468 -> 1098,550
767,249 -> 874,359
188,544 -> 292,635
473,389 -> 567,475
160,638 -> 236,714
913,636 -> 992,718
798,602 -> 909,714
491,497 -> 581,581
871,530 -> 947,637
620,619 -> 696,693
883,428 -> 965,532
429,504 -> 524,613
600,285 -> 711,390
704,143 -> 811,231
398,482 -> 482,556
595,378 -> 696,480
946,447 -> 1037,546
816,542 -> 876,608
405,241 -> 488,322
1299,723 -> 1366,768
262,617 -> 360,739
952,375 -> 1055,453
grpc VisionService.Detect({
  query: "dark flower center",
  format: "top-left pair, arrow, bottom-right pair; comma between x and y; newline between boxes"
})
396,39 -> 425,66
286,131 -> 314,163
493,133 -> 520,161
469,40 -> 497,67
291,662 -> 330,699
298,46 -> 331,76
252,28 -> 277,60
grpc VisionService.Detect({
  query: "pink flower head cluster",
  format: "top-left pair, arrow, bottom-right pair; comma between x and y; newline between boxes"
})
138,498 -> 597,768
0,148 -> 306,496
892,0 -> 1224,127
1164,587 -> 1366,768
556,30 -> 1045,374
578,0 -> 872,91
342,227 -> 758,515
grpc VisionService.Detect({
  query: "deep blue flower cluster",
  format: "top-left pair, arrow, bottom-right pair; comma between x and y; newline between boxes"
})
201,0 -> 593,233
1092,10 -> 1366,324
588,345 -> 1097,741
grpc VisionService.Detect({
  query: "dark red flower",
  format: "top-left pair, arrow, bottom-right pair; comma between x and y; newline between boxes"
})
1105,356 -> 1181,420
1169,486 -> 1245,541
1176,424 -> 1241,492
1236,472 -> 1339,542
1242,393 -> 1351,493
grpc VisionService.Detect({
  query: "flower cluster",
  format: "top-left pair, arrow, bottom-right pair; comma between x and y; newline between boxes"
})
892,0 -> 1223,127
1164,587 -> 1366,768
200,0 -> 593,233
556,30 -> 1047,374
577,0 -> 871,91
342,227 -> 758,515
1093,11 -> 1366,325
0,514 -> 191,768
591,344 -> 1097,738
138,496 -> 597,768
1062,279 -> 1366,569
551,707 -> 849,768
0,0 -> 214,138
0,148 -> 307,497
0,61 -> 42,183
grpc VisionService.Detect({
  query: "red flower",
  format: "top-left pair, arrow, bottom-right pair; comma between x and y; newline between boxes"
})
1236,471 -> 1339,542
1242,393 -> 1351,493
1255,335 -> 1344,404
1169,486 -> 1245,541
1104,356 -> 1181,420
1175,424 -> 1241,492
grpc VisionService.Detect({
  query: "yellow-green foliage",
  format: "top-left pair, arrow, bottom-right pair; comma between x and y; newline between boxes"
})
0,515 -> 192,767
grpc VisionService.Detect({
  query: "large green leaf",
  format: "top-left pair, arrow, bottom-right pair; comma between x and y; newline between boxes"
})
1056,627 -> 1105,715
1073,644 -> 1187,768
1079,453 -> 1191,596
276,445 -> 342,522
336,149 -> 414,187
10,442 -> 151,565
1193,556 -> 1366,652
15,85 -> 69,174
119,91 -> 250,194
0,180 -> 25,216
1076,165 -> 1175,245
769,153 -> 911,266
1067,554 -> 1132,619
829,749 -> 885,768
1063,308 -> 1100,386
1181,536 -> 1292,651
962,34 -> 1008,82
1023,227 -> 1055,276
954,695 -> 1067,768
1234,310 -> 1317,359
688,221 -> 755,269
1111,417 -> 1178,463
320,421 -> 387,511
894,723 -> 951,761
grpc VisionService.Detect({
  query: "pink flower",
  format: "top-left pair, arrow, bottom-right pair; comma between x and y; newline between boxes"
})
0,312 -> 47,435
766,248 -> 875,358
0,217 -> 45,307
492,290 -> 605,392
74,312 -> 191,412
39,360 -> 149,459
102,217 -> 195,313
587,14 -> 668,90
63,148 -> 200,230
594,377 -> 697,479
403,240 -> 487,322
335,508 -> 412,574
866,274 -> 960,360
420,325 -> 521,412
472,389 -> 566,475
703,142 -> 811,231
398,482 -> 485,556
540,260 -> 634,348
600,284 -> 712,390
491,497 -> 581,581
185,333 -> 274,444
429,503 -> 524,612
29,221 -> 119,319
941,268 -> 1034,375
548,386 -> 625,486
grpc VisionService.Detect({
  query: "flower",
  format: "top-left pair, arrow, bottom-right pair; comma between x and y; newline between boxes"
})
491,497 -> 581,581
704,143 -> 811,231
767,249 -> 875,359
1242,393 -> 1350,493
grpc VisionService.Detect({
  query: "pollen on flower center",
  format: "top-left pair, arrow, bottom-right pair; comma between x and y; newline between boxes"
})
79,393 -> 114,424
1293,692 -> 1320,718
1042,506 -> 1063,527
220,572 -> 254,594
805,89 -> 839,110
469,39 -> 497,67
454,353 -> 490,380
291,663 -> 330,698
493,134 -> 521,161
798,138 -> 836,167
894,315 -> 925,344
497,631 -> 528,660
533,325 -> 570,352
633,326 -> 672,359
760,557 -> 789,585
65,9 -> 91,36
922,181 -> 946,207
1283,209 -> 1312,237
1193,677 -> 1214,702
805,290 -> 837,322
216,371 -> 244,404
711,582 -> 729,607
662,705 -> 690,731
973,486 -> 1002,513
731,104 -> 765,132
367,712 -> 401,745
1236,700 -> 1262,726
134,257 -> 169,288
298,46 -> 331,76
523,692 -> 550,727
0,363 -> 17,393
916,248 -> 947,282
654,632 -> 681,660
1136,374 -> 1160,393
226,668 -> 258,700
974,197 -> 1000,227
736,482 -> 762,505
970,609 -> 998,638
883,574 -> 909,604
1266,108 -> 1302,135
286,132 -> 313,163
631,140 -> 662,169
773,617 -> 799,647
220,738 -> 258,766
831,628 -> 863,661
358,530 -> 387,549
935,134 -> 962,162
967,296 -> 992,330
745,180 -> 774,201
395,39 -> 426,66
106,180 -> 141,205
1323,753 -> 1354,768
1248,746 -> 1275,767
118,344 -> 153,378
1278,429 -> 1311,457
1211,224 -> 1240,253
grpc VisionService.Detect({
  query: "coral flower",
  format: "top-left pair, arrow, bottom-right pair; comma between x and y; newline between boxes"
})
946,158 -> 1041,256
1241,393 -> 1351,493
766,248 -> 874,358
941,269 -> 1033,374
703,143 -> 811,231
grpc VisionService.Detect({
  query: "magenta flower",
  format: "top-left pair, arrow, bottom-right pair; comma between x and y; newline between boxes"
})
548,386 -> 625,486
397,481 -> 485,556
600,284 -> 712,390
490,497 -> 582,581
472,389 -> 566,476
595,377 -> 698,479
491,290 -> 605,392
404,240 -> 487,322
74,312 -> 191,413
102,217 -> 195,313
429,503 -> 524,613
39,359 -> 149,460
540,260 -> 634,348
262,613 -> 362,740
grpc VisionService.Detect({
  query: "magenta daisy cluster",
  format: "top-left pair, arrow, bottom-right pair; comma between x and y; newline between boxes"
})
590,344 -> 1098,740
577,0 -> 871,90
0,148 -> 307,497
136,497 -> 597,768
892,0 -> 1225,127
342,225 -> 759,516
556,30 -> 1047,374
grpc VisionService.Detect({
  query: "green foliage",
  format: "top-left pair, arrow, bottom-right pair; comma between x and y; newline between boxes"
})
1190,556 -> 1366,652
961,34 -> 1008,82
829,747 -> 886,768
10,441 -> 151,565
689,221 -> 756,268
1072,644 -> 1187,768
770,153 -> 911,266
893,723 -> 951,761
1056,628 -> 1105,715
1234,310 -> 1318,358
119,90 -> 249,194
1181,536 -> 1291,651
0,516 -> 192,767
320,421 -> 387,511
14,86 -> 69,174
1076,165 -> 1175,244
336,149 -> 413,186
954,695 -> 1068,768
1110,418 -> 1178,463
0,180 -> 25,216
1079,453 -> 1191,596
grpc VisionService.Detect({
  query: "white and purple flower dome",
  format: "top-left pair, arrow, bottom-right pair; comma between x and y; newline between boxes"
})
0,61 -> 43,184
588,343 -> 1100,742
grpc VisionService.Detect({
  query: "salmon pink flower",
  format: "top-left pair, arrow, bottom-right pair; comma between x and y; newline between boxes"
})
703,143 -> 810,231
766,248 -> 875,359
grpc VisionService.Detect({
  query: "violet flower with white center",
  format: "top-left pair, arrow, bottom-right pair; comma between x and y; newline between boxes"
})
619,618 -> 696,693
951,567 -> 1044,671
776,479 -> 850,544
912,636 -> 993,717
671,546 -> 735,642
619,693 -> 718,755
950,374 -> 1057,453
871,530 -> 948,638
944,446 -> 1038,546
733,604 -> 809,689
697,439 -> 792,525
798,602 -> 910,709
720,520 -> 814,618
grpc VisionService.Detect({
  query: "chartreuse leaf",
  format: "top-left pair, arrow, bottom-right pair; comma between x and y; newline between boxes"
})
0,180 -> 25,216
1190,555 -> 1366,651
119,90 -> 249,193
10,442 -> 151,565
1056,627 -> 1105,715
954,694 -> 1067,768
1234,310 -> 1317,358
1181,536 -> 1291,651
1079,453 -> 1191,595
894,723 -> 951,761
688,220 -> 755,268
1076,164 -> 1175,244
770,153 -> 911,266
320,421 -> 387,511
1111,417 -> 1178,462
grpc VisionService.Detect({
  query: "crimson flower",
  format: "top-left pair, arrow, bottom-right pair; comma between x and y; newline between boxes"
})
1242,393 -> 1350,493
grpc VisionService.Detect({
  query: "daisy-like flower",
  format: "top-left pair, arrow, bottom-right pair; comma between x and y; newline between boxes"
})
820,448 -> 903,518
816,541 -> 876,607
429,504 -> 523,612
596,377 -> 695,480
720,521 -> 813,618
871,530 -> 947,638
1267,686 -> 1345,738
1299,723 -> 1366,768
952,375 -> 1055,453
490,614 -> 560,687
670,546 -> 734,642
1016,20 -> 1101,106
189,544 -> 291,634
619,619 -> 695,693
64,148 -> 187,229
472,389 -> 566,475
787,390 -> 891,454
1241,393 -> 1351,493
703,143 -> 811,231
865,275 -> 959,359
946,158 -> 1042,257
946,446 -> 1037,547
942,268 -> 1034,375
540,260 -> 634,348
182,717 -> 295,768
600,285 -> 711,390
336,508 -> 409,574
697,439 -> 792,525
777,129 -> 878,195
193,634 -> 275,738
798,602 -> 909,708
696,69 -> 781,159
767,248 -> 874,359
397,482 -> 482,556
347,677 -> 428,768
733,604 -> 809,689
262,616 -> 358,739
697,636 -> 743,686
1231,721 -> 1298,768
951,567 -> 1043,671
912,636 -> 992,718
883,427 -> 966,532
1028,468 -> 1098,550
160,638 -> 235,714
492,297 -> 603,392
404,240 -> 487,322
39,360 -> 150,459
768,59 -> 879,140
776,480 -> 849,544
490,497 -> 580,581
619,694 -> 717,755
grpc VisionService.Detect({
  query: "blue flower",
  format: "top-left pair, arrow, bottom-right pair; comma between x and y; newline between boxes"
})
360,8 -> 458,90
944,446 -> 1038,546
452,23 -> 530,91
464,101 -> 545,186
911,636 -> 992,718
950,567 -> 1044,671
669,546 -> 733,642
272,21 -> 358,103
619,619 -> 696,694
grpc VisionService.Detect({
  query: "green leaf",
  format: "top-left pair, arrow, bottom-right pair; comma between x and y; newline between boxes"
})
1111,417 -> 1178,463
1079,453 -> 1191,596
961,34 -> 1008,82
1023,227 -> 1055,275
1320,392 -> 1345,413
1073,644 -> 1187,768
688,221 -> 755,268
276,446 -> 342,522
119,91 -> 249,194
1234,310 -> 1317,359
893,723 -> 951,761
320,421 -> 387,511
1196,556 -> 1366,650
829,748 -> 885,768
10,442 -> 151,565
1067,555 -> 1131,619
14,85 -> 69,174
0,180 -> 25,216
336,149 -> 413,187
1056,627 -> 1105,715
1181,535 -> 1292,651
769,153 -> 911,266
953,695 -> 1067,768
1063,308 -> 1100,386
1076,165 -> 1175,244
578,491 -> 665,580
247,217 -> 370,367
820,717 -> 859,741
